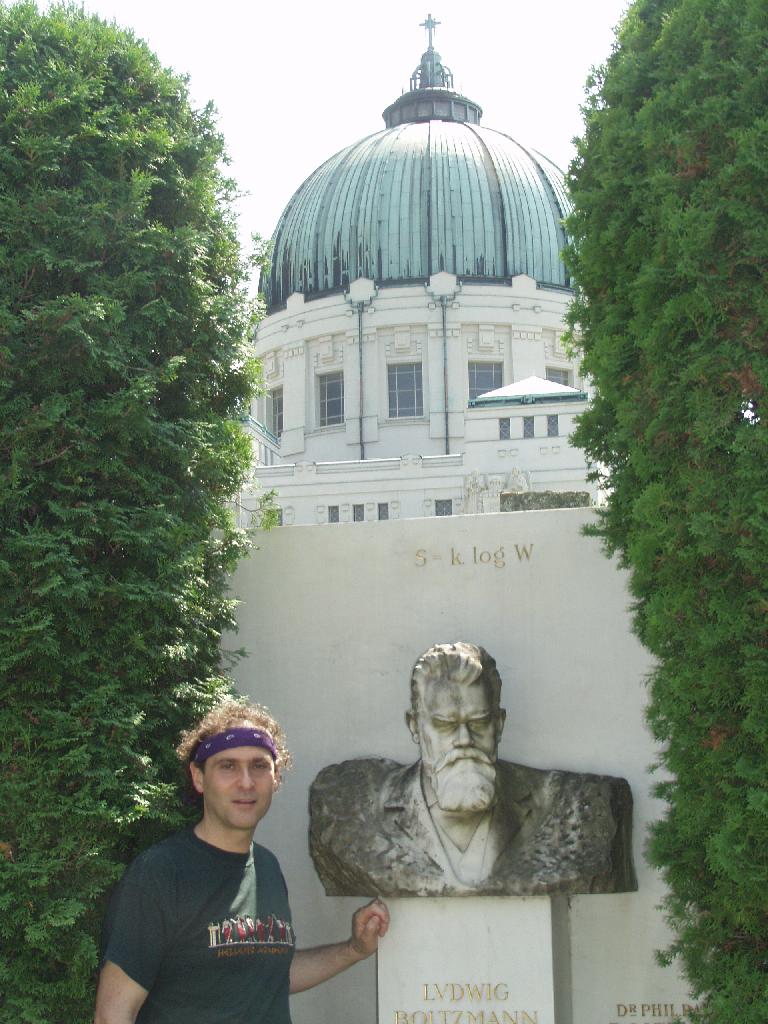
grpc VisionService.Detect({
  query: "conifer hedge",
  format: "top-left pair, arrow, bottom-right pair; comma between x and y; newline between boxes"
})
0,5 -> 258,1020
566,0 -> 768,1019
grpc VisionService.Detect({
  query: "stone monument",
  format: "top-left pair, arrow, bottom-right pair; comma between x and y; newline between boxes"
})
309,641 -> 635,897
310,642 -> 636,1024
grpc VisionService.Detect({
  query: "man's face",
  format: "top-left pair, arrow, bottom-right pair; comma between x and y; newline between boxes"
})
407,671 -> 505,814
190,744 -> 278,841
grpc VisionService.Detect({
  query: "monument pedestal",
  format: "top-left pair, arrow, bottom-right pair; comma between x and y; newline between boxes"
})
378,897 -> 572,1024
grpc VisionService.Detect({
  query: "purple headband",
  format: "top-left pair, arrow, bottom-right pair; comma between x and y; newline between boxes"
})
193,728 -> 277,765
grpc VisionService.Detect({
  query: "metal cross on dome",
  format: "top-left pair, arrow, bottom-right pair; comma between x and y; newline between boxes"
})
420,13 -> 440,48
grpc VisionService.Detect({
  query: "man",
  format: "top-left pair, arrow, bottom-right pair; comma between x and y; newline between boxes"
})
95,700 -> 389,1023
310,642 -> 635,897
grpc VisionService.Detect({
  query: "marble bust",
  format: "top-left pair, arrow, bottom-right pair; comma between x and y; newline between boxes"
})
309,642 -> 636,897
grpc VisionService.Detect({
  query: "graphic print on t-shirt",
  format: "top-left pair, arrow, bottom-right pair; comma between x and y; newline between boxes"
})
208,913 -> 293,953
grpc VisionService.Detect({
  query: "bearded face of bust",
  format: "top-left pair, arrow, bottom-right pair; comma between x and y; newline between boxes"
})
407,669 -> 505,815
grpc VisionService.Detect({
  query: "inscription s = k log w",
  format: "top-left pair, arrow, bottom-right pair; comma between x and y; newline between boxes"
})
414,544 -> 533,568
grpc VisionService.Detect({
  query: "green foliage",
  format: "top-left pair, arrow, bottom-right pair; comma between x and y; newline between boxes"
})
566,0 -> 768,1019
0,4 -> 260,1020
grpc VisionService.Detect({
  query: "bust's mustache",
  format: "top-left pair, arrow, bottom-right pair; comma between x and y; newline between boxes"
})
433,748 -> 495,776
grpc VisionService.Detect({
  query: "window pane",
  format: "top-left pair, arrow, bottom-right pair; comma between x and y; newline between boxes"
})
388,363 -> 423,418
353,504 -> 364,522
546,367 -> 571,387
378,503 -> 389,521
523,416 -> 535,439
499,418 -> 511,440
319,372 -> 344,426
435,499 -> 453,517
327,505 -> 339,523
468,361 -> 503,401
268,387 -> 283,437
547,414 -> 559,437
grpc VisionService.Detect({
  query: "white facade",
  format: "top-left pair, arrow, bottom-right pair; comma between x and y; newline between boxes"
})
241,273 -> 592,526
228,510 -> 694,1024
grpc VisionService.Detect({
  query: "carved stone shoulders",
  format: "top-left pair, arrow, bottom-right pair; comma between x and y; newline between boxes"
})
309,757 -> 635,897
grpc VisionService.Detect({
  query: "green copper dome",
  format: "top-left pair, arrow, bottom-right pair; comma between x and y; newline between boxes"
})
265,18 -> 572,312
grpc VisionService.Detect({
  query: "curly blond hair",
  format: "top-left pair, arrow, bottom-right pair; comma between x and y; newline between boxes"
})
177,698 -> 292,804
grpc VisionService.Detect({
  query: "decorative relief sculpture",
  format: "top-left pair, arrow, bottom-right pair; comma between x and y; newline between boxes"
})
309,642 -> 635,897
506,467 -> 529,492
463,471 -> 529,514
481,475 -> 506,513
463,471 -> 484,514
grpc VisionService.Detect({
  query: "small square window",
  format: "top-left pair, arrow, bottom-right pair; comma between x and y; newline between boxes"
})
327,505 -> 339,523
523,416 -> 535,439
388,363 -> 423,418
267,387 -> 283,438
547,414 -> 559,437
435,499 -> 453,517
378,503 -> 389,521
353,504 -> 365,522
499,418 -> 511,440
546,367 -> 572,387
319,372 -> 344,427
468,361 -> 503,401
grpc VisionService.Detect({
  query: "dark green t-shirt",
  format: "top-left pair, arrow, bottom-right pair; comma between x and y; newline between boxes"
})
102,829 -> 295,1023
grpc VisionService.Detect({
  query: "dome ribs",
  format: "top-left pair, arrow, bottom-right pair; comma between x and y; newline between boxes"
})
455,124 -> 501,278
467,124 -> 507,279
355,131 -> 390,285
528,148 -> 572,287
270,146 -> 344,306
321,134 -> 375,291
430,121 -> 451,275
483,132 -> 534,278
474,126 -> 571,287
265,122 -> 571,312
425,121 -> 433,278
387,131 -> 409,280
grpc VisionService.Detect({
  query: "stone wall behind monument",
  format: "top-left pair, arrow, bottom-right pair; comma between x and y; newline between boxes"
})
228,509 -> 693,1024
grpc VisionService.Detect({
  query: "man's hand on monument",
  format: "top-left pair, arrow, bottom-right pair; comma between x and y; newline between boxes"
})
289,899 -> 390,994
349,898 -> 390,958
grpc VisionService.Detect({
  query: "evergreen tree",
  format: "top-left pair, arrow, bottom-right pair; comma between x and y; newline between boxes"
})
0,5 -> 259,1020
566,0 -> 768,1020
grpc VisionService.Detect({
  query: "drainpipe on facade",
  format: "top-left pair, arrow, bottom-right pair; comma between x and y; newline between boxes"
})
344,279 -> 377,462
357,301 -> 365,462
440,295 -> 449,455
426,278 -> 460,456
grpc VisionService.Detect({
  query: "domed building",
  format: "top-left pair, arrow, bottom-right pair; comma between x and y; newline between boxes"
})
245,17 -> 592,526
229,28 -> 692,1024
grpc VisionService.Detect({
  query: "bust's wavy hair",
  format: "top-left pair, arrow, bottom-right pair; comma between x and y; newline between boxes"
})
177,698 -> 293,805
409,642 -> 502,714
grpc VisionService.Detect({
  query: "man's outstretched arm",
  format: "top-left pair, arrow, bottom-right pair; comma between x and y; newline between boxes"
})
289,898 -> 389,994
93,961 -> 149,1024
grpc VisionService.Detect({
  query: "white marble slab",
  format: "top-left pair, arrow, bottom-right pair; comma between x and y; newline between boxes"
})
378,897 -> 570,1024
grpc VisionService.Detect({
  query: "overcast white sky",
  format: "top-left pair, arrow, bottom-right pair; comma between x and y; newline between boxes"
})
42,0 -> 629,261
